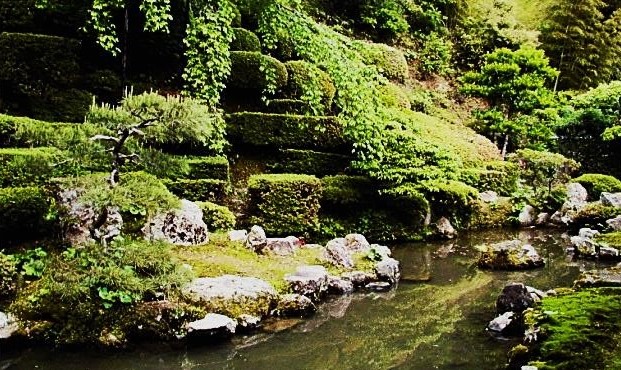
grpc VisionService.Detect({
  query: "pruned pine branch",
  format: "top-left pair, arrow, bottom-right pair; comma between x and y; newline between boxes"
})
90,135 -> 120,143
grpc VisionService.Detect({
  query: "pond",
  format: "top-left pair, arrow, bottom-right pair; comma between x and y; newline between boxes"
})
2,228 -> 610,370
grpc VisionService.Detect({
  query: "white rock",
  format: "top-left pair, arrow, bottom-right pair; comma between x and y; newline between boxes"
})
186,313 -> 236,338
228,230 -> 248,242
602,192 -> 621,208
143,200 -> 208,246
518,205 -> 536,226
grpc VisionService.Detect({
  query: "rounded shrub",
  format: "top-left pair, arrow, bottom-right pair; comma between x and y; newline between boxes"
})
230,28 -> 261,52
574,173 -> 621,199
357,42 -> 409,82
229,51 -> 288,91
284,60 -> 336,114
196,201 -> 236,231
0,186 -> 50,240
379,83 -> 411,110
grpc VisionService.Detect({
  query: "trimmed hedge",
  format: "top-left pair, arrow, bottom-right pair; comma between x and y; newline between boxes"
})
247,174 -> 322,235
284,60 -> 336,114
226,112 -> 346,151
321,175 -> 377,208
231,28 -> 261,52
185,156 -> 230,181
228,51 -> 288,91
460,161 -> 519,196
417,179 -> 479,226
264,99 -> 310,115
268,149 -> 351,176
357,42 -> 409,82
0,186 -> 50,239
164,179 -> 228,203
574,174 -> 621,200
196,201 -> 236,231
0,147 -> 71,187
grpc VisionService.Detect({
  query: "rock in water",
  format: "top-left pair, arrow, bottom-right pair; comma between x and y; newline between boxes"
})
184,275 -> 278,317
143,200 -> 208,246
245,225 -> 267,251
518,205 -> 536,226
327,276 -> 354,294
364,282 -> 392,292
341,271 -> 376,288
375,258 -> 401,285
435,217 -> 457,239
273,294 -> 316,317
496,283 -> 535,314
285,265 -> 329,301
236,314 -> 261,332
186,313 -> 236,341
323,239 -> 354,268
575,267 -> 621,288
607,216 -> 621,231
601,192 -> 621,208
477,240 -> 545,270
487,312 -> 515,334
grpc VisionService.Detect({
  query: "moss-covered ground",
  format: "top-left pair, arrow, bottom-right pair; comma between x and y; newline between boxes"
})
528,288 -> 621,369
172,233 -> 374,292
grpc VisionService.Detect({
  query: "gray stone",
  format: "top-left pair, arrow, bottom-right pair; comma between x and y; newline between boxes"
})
601,192 -> 621,208
521,366 -> 539,370
535,212 -> 550,226
341,271 -> 376,288
323,239 -> 354,268
273,294 -> 316,317
143,200 -> 208,246
496,283 -> 535,314
556,183 -> 589,223
567,182 -> 588,203
236,314 -> 261,332
344,234 -> 371,253
228,230 -> 248,242
607,215 -> 621,231
518,205 -> 536,226
435,217 -> 457,239
375,258 -> 401,285
364,282 -> 392,292
284,265 -> 329,301
0,312 -> 17,340
527,286 -> 547,302
477,240 -> 545,270
369,244 -> 392,261
327,276 -> 354,295
487,311 -> 515,333
245,225 -> 267,252
575,267 -> 621,288
262,236 -> 301,256
186,313 -> 236,340
579,228 -> 600,239
184,275 -> 278,317
479,191 -> 499,203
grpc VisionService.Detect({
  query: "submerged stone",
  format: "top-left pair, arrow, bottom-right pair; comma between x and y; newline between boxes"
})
364,281 -> 392,292
285,265 -> 329,301
574,267 -> 621,288
186,313 -> 236,341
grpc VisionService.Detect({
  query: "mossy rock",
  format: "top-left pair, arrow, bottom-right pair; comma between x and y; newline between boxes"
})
356,42 -> 409,82
571,202 -> 620,230
230,27 -> 261,52
247,174 -> 322,236
225,112 -> 346,151
228,51 -> 288,91
574,173 -> 621,200
476,240 -> 544,270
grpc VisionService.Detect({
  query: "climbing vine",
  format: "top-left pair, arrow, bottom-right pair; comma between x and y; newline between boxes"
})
183,0 -> 235,106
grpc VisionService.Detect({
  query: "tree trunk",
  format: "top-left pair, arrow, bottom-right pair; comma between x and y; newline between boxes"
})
122,5 -> 129,89
501,134 -> 509,159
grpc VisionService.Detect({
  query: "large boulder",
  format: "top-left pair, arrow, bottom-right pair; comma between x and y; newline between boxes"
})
496,283 -> 535,314
477,240 -> 545,270
245,225 -> 267,251
0,312 -> 17,340
186,313 -> 236,341
518,205 -> 536,227
570,228 -> 620,260
284,265 -> 329,301
143,200 -> 208,246
184,275 -> 278,317
554,183 -> 589,225
344,234 -> 371,253
607,216 -> 621,231
273,294 -> 316,317
323,239 -> 354,268
57,188 -> 123,245
375,258 -> 400,285
601,192 -> 621,208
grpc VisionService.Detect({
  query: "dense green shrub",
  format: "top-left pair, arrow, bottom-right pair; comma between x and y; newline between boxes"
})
321,175 -> 378,208
509,149 -> 580,197
0,147 -> 72,187
460,161 -> 519,196
225,112 -> 346,151
417,179 -> 479,226
228,51 -> 288,91
356,42 -> 409,82
11,239 -> 194,345
417,32 -> 453,76
265,99 -> 311,114
230,27 -> 261,51
164,179 -> 228,203
379,83 -> 411,110
247,174 -> 322,235
185,156 -> 229,181
268,149 -> 351,177
469,198 -> 513,229
574,174 -> 621,200
196,201 -> 236,231
284,60 -> 336,114
571,203 -> 620,230
0,186 -> 50,240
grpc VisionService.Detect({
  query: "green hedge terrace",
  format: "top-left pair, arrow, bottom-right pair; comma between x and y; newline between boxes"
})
0,186 -> 50,240
185,156 -> 230,181
226,112 -> 346,151
0,147 -> 71,187
164,179 -> 229,203
268,149 -> 351,177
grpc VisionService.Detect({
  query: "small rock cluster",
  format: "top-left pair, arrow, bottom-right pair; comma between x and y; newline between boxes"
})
487,283 -> 547,336
476,240 -> 545,270
569,228 -> 620,260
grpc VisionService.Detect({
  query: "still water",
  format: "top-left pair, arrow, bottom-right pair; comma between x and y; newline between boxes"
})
2,228 -> 609,370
